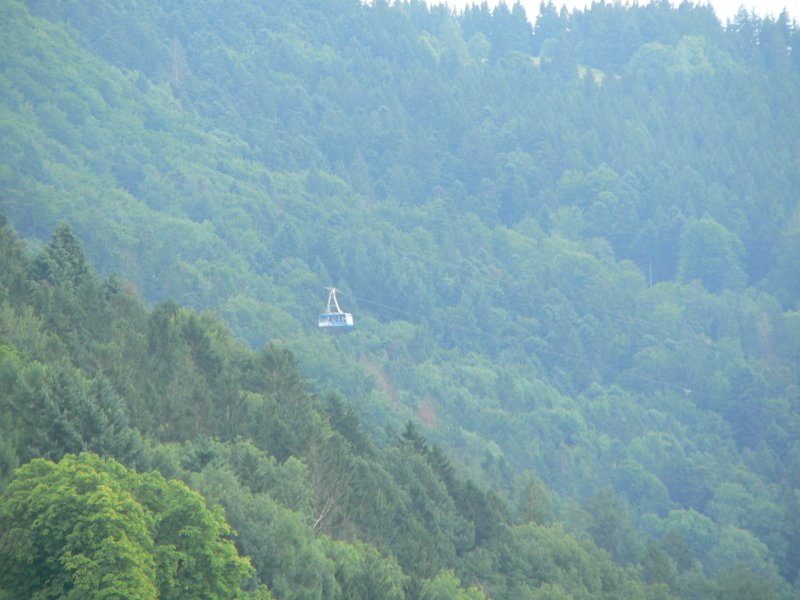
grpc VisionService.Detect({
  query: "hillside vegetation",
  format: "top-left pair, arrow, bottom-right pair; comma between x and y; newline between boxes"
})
1,0 -> 799,597
0,216 -> 679,598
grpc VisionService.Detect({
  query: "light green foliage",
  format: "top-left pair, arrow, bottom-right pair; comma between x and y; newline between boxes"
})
678,218 -> 747,293
0,453 -> 253,599
321,537 -> 407,600
136,474 -> 253,599
706,527 -> 781,585
199,467 -> 337,600
420,570 -> 486,600
769,209 -> 800,304
488,522 -> 661,600
0,455 -> 158,599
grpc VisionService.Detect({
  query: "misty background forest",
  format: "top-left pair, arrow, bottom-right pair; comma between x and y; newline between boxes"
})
1,0 -> 799,598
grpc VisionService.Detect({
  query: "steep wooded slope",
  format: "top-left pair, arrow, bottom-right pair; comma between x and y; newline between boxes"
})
2,0 -> 799,596
0,216 -> 684,598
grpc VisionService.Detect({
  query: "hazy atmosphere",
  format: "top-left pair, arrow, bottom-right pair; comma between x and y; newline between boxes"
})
437,0 -> 796,23
1,0 -> 799,598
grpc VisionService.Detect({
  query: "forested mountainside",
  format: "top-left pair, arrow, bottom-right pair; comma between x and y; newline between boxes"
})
1,0 -> 799,597
0,217 -> 680,598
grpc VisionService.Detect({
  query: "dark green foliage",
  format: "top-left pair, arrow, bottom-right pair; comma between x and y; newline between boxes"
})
30,222 -> 91,290
0,348 -> 144,467
194,464 -> 337,600
0,217 -> 524,598
583,487 -> 642,564
714,563 -> 779,600
0,209 -> 774,597
325,393 -> 376,457
401,421 -> 508,549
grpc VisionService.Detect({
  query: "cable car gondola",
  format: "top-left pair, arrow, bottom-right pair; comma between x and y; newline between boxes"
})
318,287 -> 354,332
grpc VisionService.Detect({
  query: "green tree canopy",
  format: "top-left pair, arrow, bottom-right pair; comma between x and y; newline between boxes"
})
678,218 -> 746,293
0,453 -> 253,599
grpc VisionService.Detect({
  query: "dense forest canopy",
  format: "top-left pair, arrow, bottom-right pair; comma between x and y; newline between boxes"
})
1,0 -> 799,597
